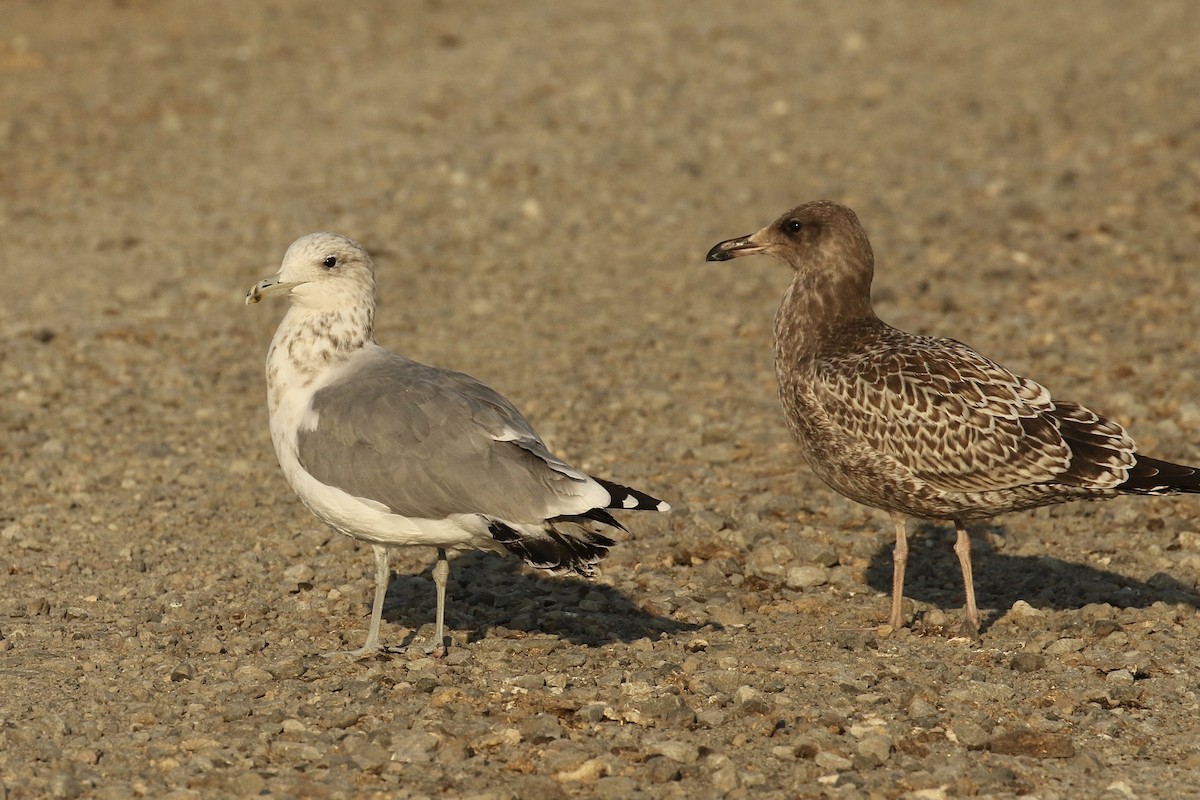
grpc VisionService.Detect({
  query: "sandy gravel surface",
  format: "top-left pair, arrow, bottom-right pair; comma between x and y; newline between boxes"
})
4,2 -> 1200,798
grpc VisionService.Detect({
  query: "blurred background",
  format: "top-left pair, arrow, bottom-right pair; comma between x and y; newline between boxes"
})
6,0 -> 1199,520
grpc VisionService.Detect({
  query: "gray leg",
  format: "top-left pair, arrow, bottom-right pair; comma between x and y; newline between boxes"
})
953,521 -> 981,635
324,543 -> 390,657
431,548 -> 449,656
362,544 -> 391,652
889,512 -> 909,629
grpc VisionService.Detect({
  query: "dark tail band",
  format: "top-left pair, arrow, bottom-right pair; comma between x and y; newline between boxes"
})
1120,454 -> 1200,495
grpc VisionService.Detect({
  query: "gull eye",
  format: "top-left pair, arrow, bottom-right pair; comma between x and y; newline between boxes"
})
784,219 -> 803,235
322,256 -> 338,269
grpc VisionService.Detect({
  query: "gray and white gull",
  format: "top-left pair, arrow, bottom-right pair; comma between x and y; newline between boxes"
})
707,200 -> 1200,634
247,232 -> 669,655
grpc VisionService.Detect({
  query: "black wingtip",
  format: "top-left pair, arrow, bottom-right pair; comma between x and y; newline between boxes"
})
594,477 -> 671,513
552,507 -> 628,532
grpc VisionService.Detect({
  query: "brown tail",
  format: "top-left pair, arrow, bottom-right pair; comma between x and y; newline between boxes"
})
1119,455 -> 1200,495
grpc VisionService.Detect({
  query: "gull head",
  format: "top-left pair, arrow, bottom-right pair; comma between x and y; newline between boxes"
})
246,232 -> 377,310
705,200 -> 873,275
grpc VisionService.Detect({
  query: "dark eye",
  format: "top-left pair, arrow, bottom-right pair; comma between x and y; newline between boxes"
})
783,220 -> 803,235
322,256 -> 338,269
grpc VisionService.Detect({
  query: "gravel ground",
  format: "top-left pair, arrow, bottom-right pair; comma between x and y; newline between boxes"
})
4,2 -> 1200,798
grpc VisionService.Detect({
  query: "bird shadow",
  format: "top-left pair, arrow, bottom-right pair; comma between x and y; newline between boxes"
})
377,551 -> 706,647
865,521 -> 1200,632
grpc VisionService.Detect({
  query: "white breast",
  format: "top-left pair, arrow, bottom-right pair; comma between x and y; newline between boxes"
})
264,324 -> 487,550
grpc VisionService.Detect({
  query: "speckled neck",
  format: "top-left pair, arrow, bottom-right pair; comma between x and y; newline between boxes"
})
266,303 -> 375,409
773,262 -> 876,371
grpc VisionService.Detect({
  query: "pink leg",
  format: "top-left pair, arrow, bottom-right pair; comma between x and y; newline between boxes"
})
953,521 -> 981,634
889,512 -> 909,629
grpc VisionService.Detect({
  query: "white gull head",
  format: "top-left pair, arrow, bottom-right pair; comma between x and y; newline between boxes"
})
247,232 -> 380,403
246,232 -> 377,314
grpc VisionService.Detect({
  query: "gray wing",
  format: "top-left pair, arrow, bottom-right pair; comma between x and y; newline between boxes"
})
812,332 -> 1136,493
297,352 -> 594,522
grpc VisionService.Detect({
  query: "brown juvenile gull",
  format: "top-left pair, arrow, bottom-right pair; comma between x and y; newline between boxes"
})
707,201 -> 1200,634
246,232 -> 669,656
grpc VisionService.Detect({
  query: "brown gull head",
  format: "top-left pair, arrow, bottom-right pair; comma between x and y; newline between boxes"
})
706,200 -> 876,324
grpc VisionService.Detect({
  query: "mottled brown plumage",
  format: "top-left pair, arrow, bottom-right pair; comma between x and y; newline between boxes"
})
708,200 -> 1200,633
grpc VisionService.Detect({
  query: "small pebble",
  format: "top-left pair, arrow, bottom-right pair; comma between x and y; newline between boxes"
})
988,729 -> 1076,759
169,662 -> 196,682
1105,668 -> 1134,683
1009,652 -> 1046,673
923,608 -> 949,628
647,739 -> 700,764
856,734 -> 893,764
785,565 -> 829,589
950,720 -> 991,749
390,730 -> 439,763
1043,637 -> 1087,656
814,751 -> 853,771
1007,600 -> 1045,619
